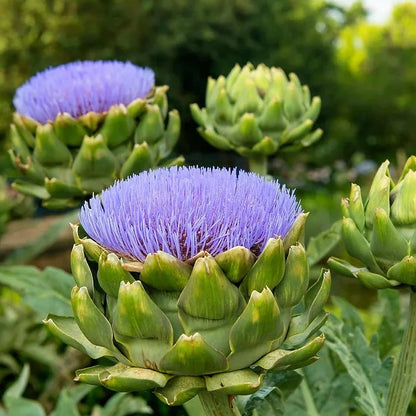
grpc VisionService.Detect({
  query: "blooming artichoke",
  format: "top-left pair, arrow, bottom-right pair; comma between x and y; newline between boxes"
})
329,156 -> 416,288
9,61 -> 181,209
45,167 -> 330,406
190,63 -> 322,171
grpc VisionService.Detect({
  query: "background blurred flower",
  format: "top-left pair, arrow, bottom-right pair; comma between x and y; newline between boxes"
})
13,61 -> 155,124
8,60 -> 182,209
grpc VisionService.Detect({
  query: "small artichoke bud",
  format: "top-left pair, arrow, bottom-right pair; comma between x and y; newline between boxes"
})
192,63 -> 322,158
330,156 -> 416,288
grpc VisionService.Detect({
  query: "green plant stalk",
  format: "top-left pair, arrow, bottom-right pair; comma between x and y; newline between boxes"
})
198,391 -> 242,416
248,155 -> 268,176
385,289 -> 416,416
183,396 -> 206,416
299,370 -> 320,416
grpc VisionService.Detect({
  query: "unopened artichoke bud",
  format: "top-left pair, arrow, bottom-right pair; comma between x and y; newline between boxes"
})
46,167 -> 330,406
329,156 -> 416,288
191,63 -> 322,160
10,61 -> 182,209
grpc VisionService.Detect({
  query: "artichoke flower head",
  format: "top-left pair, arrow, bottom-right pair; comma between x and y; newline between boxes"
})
329,156 -> 416,288
9,60 -> 181,209
191,62 -> 322,158
46,166 -> 331,405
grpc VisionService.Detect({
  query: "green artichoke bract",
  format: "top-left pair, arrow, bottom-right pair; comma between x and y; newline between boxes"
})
45,167 -> 330,405
9,61 -> 182,209
190,63 -> 322,163
329,156 -> 416,288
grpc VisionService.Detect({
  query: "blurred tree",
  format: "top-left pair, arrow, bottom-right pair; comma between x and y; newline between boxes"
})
3,0 -> 412,165
0,0 -> 346,155
328,1 -> 416,162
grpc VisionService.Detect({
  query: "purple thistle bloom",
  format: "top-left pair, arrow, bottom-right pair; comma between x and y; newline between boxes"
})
79,167 -> 302,262
13,60 -> 155,124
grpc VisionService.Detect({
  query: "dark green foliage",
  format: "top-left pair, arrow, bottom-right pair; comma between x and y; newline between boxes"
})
0,0 -> 340,156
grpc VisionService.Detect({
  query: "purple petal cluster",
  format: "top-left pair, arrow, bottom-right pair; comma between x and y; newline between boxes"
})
13,61 -> 155,123
79,167 -> 302,261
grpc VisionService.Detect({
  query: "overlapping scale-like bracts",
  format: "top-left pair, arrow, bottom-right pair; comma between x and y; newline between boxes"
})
9,61 -> 182,209
190,63 -> 322,159
45,215 -> 330,405
329,156 -> 416,288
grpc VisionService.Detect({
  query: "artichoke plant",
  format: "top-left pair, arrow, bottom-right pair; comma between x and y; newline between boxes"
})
9,61 -> 182,209
45,167 -> 330,413
190,63 -> 322,175
329,156 -> 416,416
329,156 -> 416,289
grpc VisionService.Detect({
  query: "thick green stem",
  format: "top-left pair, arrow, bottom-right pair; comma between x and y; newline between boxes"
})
198,391 -> 242,416
248,155 -> 268,176
386,289 -> 416,416
183,396 -> 206,416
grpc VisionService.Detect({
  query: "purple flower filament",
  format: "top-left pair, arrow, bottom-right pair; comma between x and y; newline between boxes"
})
80,167 -> 302,262
13,60 -> 155,123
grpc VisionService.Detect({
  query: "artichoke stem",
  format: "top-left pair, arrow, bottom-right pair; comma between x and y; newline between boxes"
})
198,391 -> 242,416
386,288 -> 416,416
183,396 -> 205,416
248,155 -> 268,176
299,370 -> 320,416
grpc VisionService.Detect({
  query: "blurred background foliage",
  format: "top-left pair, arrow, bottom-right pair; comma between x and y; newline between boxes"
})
0,0 -> 415,165
1,0 -> 416,415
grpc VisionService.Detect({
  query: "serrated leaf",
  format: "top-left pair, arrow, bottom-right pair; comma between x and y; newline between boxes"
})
284,346 -> 354,416
242,371 -> 302,416
324,315 -> 393,416
370,289 -> 403,358
332,296 -> 365,333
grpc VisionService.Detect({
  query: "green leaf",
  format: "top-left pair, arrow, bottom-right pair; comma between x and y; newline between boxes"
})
49,390 -> 80,416
3,364 -> 30,400
284,346 -> 355,416
2,365 -> 46,416
98,392 -> 153,416
331,296 -> 364,333
324,315 -> 393,416
306,220 -> 342,266
0,266 -> 73,316
242,371 -> 302,416
370,290 -> 403,358
4,398 -> 46,416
